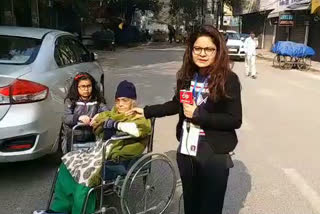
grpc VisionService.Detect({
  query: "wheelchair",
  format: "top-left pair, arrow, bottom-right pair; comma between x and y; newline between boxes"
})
47,118 -> 177,214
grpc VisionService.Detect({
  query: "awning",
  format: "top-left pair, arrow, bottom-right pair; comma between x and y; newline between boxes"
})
268,11 -> 280,18
267,2 -> 311,18
287,2 -> 311,10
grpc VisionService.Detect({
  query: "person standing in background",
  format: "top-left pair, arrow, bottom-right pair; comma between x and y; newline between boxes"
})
168,25 -> 176,43
244,32 -> 258,79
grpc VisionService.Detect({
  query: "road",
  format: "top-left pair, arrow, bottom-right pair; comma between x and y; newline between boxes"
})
1,43 -> 320,214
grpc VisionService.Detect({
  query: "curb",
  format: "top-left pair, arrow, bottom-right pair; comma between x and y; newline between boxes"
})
256,55 -> 320,73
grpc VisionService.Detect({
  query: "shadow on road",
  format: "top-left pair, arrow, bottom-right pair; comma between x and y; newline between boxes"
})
0,155 -> 59,183
0,156 -> 60,214
163,151 -> 251,214
224,159 -> 252,214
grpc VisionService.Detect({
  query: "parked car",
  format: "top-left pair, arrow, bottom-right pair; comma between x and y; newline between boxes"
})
220,30 -> 246,60
0,26 -> 104,162
152,30 -> 167,42
175,30 -> 187,44
240,33 -> 250,41
82,23 -> 115,51
92,28 -> 116,51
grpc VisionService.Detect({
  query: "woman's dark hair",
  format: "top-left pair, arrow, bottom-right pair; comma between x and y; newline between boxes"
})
177,25 -> 231,101
65,72 -> 105,105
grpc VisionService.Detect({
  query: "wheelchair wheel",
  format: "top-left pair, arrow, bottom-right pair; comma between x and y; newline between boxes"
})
120,153 -> 176,214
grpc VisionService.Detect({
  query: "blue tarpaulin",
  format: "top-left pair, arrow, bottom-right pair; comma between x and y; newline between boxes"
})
272,41 -> 315,58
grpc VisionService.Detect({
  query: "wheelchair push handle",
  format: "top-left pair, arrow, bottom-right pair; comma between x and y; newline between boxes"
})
71,123 -> 93,150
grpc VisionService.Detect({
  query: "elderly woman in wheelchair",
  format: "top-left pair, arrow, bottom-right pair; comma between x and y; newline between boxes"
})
34,80 -> 176,214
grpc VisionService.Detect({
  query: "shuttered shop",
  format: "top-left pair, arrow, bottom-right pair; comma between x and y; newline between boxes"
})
276,25 -> 288,41
263,20 -> 274,50
289,19 -> 306,43
308,16 -> 320,61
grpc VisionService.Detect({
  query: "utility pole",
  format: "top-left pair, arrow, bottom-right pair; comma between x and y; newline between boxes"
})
220,0 -> 224,30
201,0 -> 204,25
214,0 -> 219,28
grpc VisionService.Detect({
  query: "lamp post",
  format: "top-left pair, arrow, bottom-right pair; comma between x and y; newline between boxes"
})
214,0 -> 219,28
220,0 -> 224,30
201,0 -> 204,24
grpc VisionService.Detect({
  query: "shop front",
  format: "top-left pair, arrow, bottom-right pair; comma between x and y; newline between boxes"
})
308,0 -> 320,61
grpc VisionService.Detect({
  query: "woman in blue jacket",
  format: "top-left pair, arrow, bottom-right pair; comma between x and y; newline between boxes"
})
128,25 -> 242,214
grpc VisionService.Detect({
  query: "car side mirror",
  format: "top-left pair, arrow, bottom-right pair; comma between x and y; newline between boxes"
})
241,37 -> 245,41
91,52 -> 98,61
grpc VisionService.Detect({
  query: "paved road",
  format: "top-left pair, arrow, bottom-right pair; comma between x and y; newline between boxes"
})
1,43 -> 320,214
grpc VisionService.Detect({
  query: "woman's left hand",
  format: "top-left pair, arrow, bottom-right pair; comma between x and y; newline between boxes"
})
183,101 -> 197,119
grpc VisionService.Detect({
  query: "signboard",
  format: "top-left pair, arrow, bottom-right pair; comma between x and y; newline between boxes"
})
223,16 -> 240,27
279,12 -> 295,26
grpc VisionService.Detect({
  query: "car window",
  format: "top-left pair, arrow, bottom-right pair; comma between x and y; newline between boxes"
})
54,37 -> 78,67
0,36 -> 41,65
227,33 -> 241,40
67,38 -> 91,63
54,36 -> 91,67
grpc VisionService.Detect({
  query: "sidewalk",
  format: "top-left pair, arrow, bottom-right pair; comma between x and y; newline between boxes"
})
256,49 -> 320,72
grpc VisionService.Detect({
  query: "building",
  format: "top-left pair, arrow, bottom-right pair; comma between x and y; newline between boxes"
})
268,0 -> 311,46
0,0 -> 41,27
233,0 -> 319,59
309,0 -> 320,61
232,0 -> 277,49
0,0 -> 86,36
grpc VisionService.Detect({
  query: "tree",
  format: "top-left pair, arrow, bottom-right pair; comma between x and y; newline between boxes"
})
169,0 -> 202,29
225,0 -> 260,15
105,0 -> 162,23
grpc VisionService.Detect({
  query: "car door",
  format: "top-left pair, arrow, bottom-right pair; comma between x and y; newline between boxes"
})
51,35 -> 103,115
66,37 -> 103,86
51,36 -> 80,108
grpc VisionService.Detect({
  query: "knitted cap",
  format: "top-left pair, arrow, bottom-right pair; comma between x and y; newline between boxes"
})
115,80 -> 137,99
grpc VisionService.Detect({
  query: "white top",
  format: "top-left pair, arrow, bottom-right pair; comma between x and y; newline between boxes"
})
244,37 -> 258,56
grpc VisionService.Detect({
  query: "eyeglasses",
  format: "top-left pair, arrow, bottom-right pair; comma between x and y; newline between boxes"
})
78,84 -> 92,90
193,46 -> 216,56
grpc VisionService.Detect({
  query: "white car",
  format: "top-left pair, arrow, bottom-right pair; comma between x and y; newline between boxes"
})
0,26 -> 104,162
221,30 -> 246,60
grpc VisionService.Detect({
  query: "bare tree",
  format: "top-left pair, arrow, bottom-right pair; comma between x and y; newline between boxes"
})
105,0 -> 162,23
225,0 -> 260,15
169,0 -> 202,29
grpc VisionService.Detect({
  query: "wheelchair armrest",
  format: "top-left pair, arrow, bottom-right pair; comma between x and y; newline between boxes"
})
101,133 -> 134,166
72,123 -> 90,131
110,132 -> 134,141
